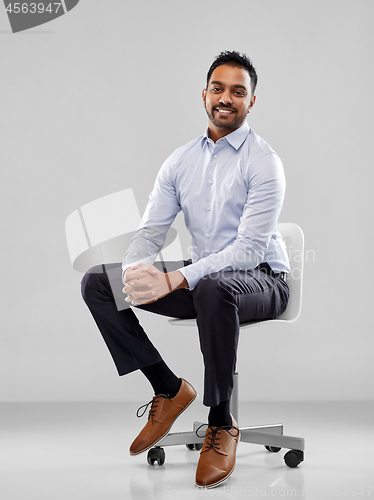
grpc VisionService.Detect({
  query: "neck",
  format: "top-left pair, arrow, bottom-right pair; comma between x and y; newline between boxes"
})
207,121 -> 245,143
207,127 -> 232,143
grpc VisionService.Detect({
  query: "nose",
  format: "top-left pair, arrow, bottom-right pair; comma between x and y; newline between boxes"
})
219,90 -> 233,105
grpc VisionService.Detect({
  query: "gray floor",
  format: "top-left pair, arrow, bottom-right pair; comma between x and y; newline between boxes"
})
1,401 -> 373,500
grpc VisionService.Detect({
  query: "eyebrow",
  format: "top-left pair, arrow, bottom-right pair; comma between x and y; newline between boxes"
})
210,80 -> 248,91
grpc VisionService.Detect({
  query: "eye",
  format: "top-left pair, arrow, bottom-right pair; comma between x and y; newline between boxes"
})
235,91 -> 245,96
211,87 -> 221,92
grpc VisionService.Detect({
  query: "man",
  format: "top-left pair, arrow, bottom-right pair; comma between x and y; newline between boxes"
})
81,51 -> 290,489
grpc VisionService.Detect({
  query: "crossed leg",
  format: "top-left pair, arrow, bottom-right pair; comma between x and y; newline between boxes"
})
81,261 -> 289,406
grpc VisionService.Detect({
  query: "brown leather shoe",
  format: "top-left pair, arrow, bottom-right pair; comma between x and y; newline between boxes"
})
195,415 -> 240,488
129,378 -> 197,455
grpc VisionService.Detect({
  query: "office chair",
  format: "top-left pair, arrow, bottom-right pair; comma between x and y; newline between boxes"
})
146,223 -> 305,469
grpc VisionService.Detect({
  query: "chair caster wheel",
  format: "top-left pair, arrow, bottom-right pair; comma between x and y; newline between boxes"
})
265,445 -> 281,453
147,447 -> 165,465
186,443 -> 203,451
284,449 -> 304,468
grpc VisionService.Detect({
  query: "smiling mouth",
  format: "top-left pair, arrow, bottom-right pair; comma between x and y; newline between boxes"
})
215,108 -> 235,114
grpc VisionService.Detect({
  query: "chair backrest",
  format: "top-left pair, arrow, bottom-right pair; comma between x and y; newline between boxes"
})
65,189 -> 177,273
275,223 -> 304,323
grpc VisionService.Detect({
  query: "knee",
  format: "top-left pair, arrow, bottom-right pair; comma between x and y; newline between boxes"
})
193,273 -> 234,309
80,265 -> 105,303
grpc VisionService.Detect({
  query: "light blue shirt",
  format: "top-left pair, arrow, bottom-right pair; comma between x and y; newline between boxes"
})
123,122 -> 290,289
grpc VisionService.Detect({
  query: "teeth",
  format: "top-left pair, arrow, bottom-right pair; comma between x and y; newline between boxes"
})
217,109 -> 232,113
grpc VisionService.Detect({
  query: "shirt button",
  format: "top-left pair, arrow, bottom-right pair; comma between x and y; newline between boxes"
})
214,155 -> 218,159
207,206 -> 211,211
207,234 -> 211,238
209,179 -> 213,184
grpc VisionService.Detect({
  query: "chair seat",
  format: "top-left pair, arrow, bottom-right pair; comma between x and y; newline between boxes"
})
168,317 -> 290,328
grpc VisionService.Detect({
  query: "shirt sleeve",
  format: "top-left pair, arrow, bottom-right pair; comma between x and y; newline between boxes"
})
177,153 -> 286,289
122,154 -> 181,283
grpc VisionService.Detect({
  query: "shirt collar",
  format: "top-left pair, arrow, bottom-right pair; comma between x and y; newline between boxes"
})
202,121 -> 250,150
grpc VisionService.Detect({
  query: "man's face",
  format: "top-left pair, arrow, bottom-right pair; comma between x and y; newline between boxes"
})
202,64 -> 256,140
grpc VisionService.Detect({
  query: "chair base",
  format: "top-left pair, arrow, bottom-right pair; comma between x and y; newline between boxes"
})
153,420 -> 304,468
157,420 -> 304,452
151,373 -> 305,468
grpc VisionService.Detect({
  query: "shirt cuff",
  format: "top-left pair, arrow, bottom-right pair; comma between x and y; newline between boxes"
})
176,266 -> 195,290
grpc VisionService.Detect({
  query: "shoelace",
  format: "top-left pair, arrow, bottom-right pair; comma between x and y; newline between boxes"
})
195,423 -> 240,452
136,394 -> 172,423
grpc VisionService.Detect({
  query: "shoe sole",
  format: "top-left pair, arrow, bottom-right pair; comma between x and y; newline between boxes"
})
195,430 -> 241,489
195,466 -> 235,489
130,390 -> 197,456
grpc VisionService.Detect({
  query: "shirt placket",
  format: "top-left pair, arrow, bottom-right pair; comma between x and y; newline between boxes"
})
204,143 -> 218,256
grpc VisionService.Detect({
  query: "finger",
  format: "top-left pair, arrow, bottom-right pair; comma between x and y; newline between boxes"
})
131,263 -> 142,270
123,267 -> 137,282
123,271 -> 138,282
126,264 -> 156,279
130,289 -> 156,300
123,282 -> 143,294
123,281 -> 152,293
124,268 -> 145,281
125,290 -> 156,302
124,290 -> 135,301
124,271 -> 146,284
123,282 -> 150,291
127,277 -> 153,289
132,296 -> 159,306
147,268 -> 159,275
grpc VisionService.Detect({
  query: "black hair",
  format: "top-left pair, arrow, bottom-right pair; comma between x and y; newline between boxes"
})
206,51 -> 258,96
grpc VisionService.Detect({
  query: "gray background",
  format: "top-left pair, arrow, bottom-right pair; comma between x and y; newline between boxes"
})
1,0 -> 373,403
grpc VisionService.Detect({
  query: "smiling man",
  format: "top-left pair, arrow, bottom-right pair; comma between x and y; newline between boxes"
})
81,51 -> 290,489
204,64 -> 256,141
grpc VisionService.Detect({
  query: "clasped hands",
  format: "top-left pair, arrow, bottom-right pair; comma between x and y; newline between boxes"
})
122,263 -> 187,306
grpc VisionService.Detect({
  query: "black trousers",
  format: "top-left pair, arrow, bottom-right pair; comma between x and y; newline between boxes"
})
81,260 -> 289,407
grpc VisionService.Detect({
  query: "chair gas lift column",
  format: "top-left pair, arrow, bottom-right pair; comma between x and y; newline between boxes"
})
146,223 -> 305,470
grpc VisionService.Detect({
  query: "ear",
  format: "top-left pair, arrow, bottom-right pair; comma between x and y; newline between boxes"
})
248,95 -> 256,113
202,88 -> 207,108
